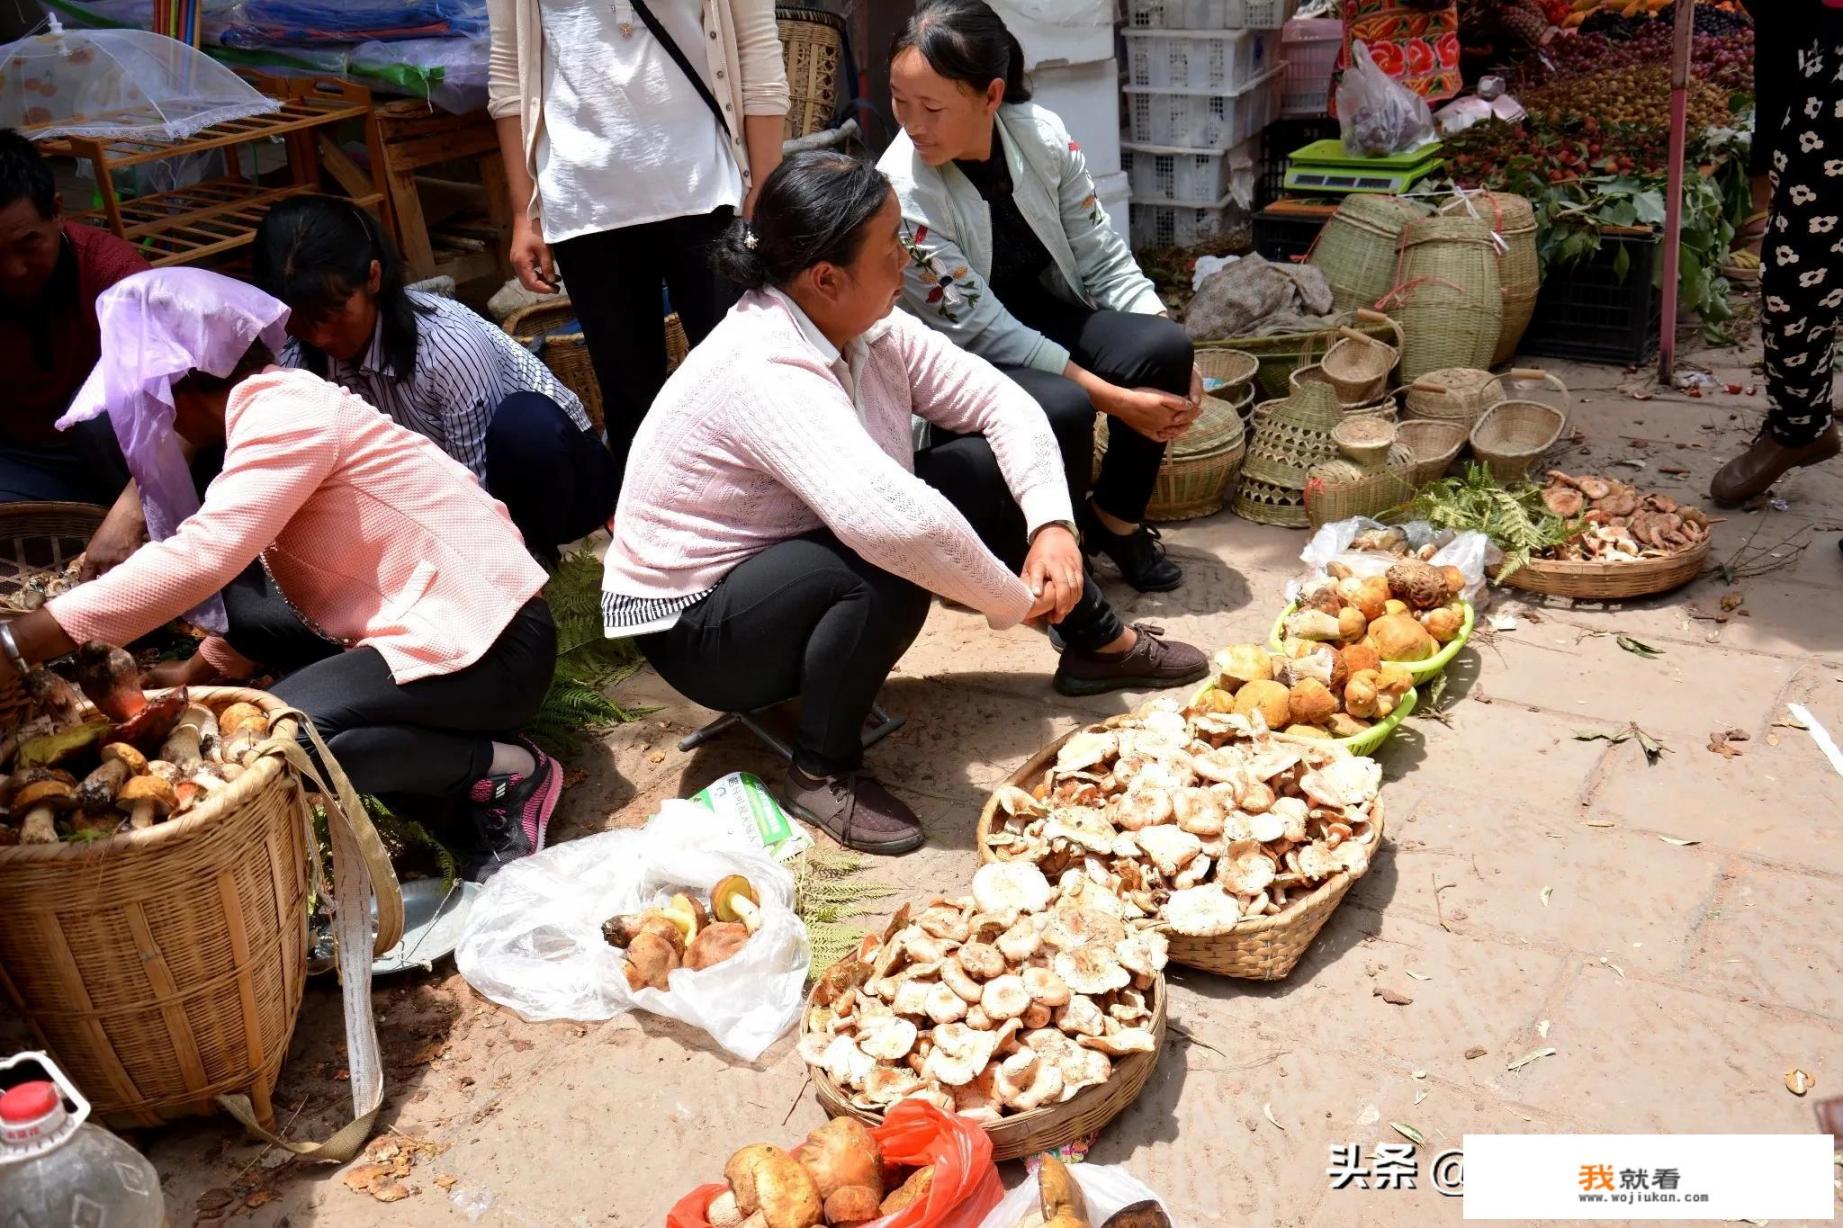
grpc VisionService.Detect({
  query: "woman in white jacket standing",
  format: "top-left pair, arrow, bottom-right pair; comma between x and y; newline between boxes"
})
487,0 -> 790,488
879,0 -> 1202,594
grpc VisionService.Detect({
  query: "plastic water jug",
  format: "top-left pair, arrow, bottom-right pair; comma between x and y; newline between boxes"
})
0,1051 -> 164,1227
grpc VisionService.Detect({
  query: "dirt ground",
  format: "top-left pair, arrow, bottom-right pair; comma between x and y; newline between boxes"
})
97,343 -> 1843,1225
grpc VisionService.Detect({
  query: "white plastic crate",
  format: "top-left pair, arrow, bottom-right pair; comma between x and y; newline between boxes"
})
1124,28 -> 1276,91
1027,57 -> 1122,176
1124,65 -> 1283,148
1281,17 -> 1342,118
1129,194 -> 1236,249
1126,0 -> 1296,28
1122,136 -> 1260,208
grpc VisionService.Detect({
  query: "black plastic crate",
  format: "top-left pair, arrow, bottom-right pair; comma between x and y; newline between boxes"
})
1520,230 -> 1664,367
1253,203 -> 1330,262
1258,118 -> 1340,208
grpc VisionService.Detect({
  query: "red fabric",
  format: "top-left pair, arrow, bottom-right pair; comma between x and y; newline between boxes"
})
665,1102 -> 1004,1228
0,220 -> 148,445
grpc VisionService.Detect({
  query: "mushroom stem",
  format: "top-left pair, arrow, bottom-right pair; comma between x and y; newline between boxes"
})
19,803 -> 57,844
129,800 -> 158,829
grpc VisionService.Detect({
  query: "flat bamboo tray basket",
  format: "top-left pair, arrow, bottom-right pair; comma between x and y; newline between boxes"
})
0,502 -> 106,732
976,733 -> 1386,980
1503,537 -> 1711,599
0,688 -> 309,1128
806,964 -> 1165,1160
1269,600 -> 1475,684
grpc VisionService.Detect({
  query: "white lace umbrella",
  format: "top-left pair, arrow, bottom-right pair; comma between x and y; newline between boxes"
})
0,16 -> 277,143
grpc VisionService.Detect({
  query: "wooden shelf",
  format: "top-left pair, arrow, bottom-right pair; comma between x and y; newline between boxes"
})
72,179 -> 382,267
33,90 -> 373,171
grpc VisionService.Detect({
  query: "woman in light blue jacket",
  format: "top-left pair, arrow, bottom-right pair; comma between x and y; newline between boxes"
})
879,0 -> 1201,593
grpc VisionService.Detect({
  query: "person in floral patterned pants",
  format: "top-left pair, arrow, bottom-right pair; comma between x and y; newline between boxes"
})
1711,8 -> 1843,507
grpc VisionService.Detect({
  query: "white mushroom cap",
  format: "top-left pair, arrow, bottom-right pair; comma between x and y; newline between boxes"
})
1297,841 -> 1341,881
1022,966 -> 1071,1007
925,981 -> 969,1025
995,1050 -> 1064,1111
1054,948 -> 1131,996
1108,988 -> 1149,1024
1055,1046 -> 1114,1097
925,1023 -> 999,1087
891,979 -> 932,1017
1054,993 -> 1106,1037
1137,825 -> 1203,879
1044,904 -> 1127,953
996,922 -> 1041,965
957,941 -> 1006,980
818,1034 -> 877,1088
1055,730 -> 1118,773
971,861 -> 1052,918
1163,885 -> 1243,937
1171,787 -> 1225,837
915,905 -> 972,943
964,1004 -> 993,1031
1301,756 -> 1382,811
940,955 -> 983,1003
906,1083 -> 958,1114
1043,810 -> 1118,854
856,1015 -> 918,1061
980,974 -> 1030,1021
1335,840 -> 1373,876
1115,932 -> 1169,978
1078,1025 -> 1156,1056
1273,797 -> 1310,842
859,1065 -> 925,1106
1107,787 -> 1173,831
993,784 -> 1046,818
1247,811 -> 1286,843
950,1065 -> 1000,1116
1219,839 -> 1278,896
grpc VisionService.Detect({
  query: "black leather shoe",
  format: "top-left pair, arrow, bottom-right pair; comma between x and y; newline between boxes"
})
1077,500 -> 1183,592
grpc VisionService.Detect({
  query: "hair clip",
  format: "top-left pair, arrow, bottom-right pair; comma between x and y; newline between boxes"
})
743,229 -> 759,250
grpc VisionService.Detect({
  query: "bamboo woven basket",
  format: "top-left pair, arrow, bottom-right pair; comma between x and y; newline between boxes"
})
1504,537 -> 1711,599
0,688 -> 310,1129
1332,417 -> 1397,466
1097,388 -> 1250,522
1304,447 -> 1417,528
776,7 -> 845,141
1234,382 -> 1345,528
504,301 -> 691,435
1309,194 -> 1429,314
1384,216 -> 1503,382
1471,399 -> 1568,483
1440,191 -> 1540,366
1194,347 -> 1259,400
976,733 -> 1387,979
1397,418 -> 1469,484
1320,318 -> 1403,404
806,964 -> 1166,1159
1401,367 -> 1498,430
0,502 -> 106,731
1197,313 -> 1400,402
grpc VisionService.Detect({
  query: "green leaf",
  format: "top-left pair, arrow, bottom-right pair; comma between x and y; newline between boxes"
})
1631,190 -> 1667,227
1611,242 -> 1631,283
1616,635 -> 1663,659
1604,199 -> 1638,229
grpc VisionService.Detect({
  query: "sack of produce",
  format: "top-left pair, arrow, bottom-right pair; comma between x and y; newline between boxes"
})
454,803 -> 808,1061
665,1100 -> 1004,1228
1335,42 -> 1435,156
975,1157 -> 1174,1228
1295,516 -> 1495,607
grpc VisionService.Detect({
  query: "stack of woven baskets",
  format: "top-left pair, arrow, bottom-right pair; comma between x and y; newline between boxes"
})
1310,194 -> 1431,314
1380,215 -> 1504,383
1439,190 -> 1540,367
1100,347 -> 1259,522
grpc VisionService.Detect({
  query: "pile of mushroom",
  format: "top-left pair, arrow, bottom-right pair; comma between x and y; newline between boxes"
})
0,555 -> 83,615
800,866 -> 1163,1122
0,642 -> 271,845
1539,471 -> 1711,561
700,1117 -> 935,1228
983,701 -> 1381,937
602,875 -> 761,991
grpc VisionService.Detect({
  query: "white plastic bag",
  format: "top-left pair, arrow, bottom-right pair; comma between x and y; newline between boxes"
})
1293,516 -> 1497,607
975,1164 -> 1179,1228
454,802 -> 809,1062
1336,41 -> 1436,156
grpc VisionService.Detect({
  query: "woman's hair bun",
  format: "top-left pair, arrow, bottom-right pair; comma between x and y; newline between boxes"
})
711,221 -> 770,291
709,152 -> 891,291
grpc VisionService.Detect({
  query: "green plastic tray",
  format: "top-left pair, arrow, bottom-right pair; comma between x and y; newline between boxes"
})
1269,599 -> 1475,684
1187,680 -> 1415,758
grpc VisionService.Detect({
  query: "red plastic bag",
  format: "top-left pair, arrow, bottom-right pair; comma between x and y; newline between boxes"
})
665,1101 -> 1004,1228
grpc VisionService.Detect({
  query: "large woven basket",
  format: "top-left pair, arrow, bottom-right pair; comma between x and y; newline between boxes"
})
1309,194 -> 1429,314
806,965 -> 1165,1160
1396,418 -> 1469,485
777,7 -> 845,141
976,734 -> 1385,980
0,688 -> 310,1129
1304,447 -> 1417,529
1197,314 -> 1400,402
1441,191 -> 1539,366
0,502 -> 106,730
1194,347 -> 1259,400
1320,317 -> 1403,404
1384,216 -> 1503,382
1097,388 -> 1250,522
1471,398 -> 1567,483
1504,537 -> 1711,599
1234,381 -> 1344,528
504,301 -> 691,435
1402,367 -> 1498,430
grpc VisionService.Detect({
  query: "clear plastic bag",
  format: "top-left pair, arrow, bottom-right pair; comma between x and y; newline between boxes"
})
453,803 -> 809,1062
1336,41 -> 1435,156
975,1162 -> 1178,1228
666,1101 -> 1005,1228
1294,515 -> 1497,607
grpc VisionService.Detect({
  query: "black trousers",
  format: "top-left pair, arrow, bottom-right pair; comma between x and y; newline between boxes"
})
552,209 -> 740,490
637,434 -> 1124,776
1761,19 -> 1843,446
1744,0 -> 1794,179
270,598 -> 556,799
997,304 -> 1193,524
483,390 -> 619,562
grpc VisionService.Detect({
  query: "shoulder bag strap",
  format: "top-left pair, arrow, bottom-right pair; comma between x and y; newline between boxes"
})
629,0 -> 734,140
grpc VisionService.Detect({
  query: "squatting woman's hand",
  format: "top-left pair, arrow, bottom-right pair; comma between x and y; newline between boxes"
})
1020,524 -> 1083,624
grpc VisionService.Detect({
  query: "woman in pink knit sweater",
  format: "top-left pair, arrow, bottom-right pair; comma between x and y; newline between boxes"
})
0,270 -> 562,880
603,152 -> 1208,853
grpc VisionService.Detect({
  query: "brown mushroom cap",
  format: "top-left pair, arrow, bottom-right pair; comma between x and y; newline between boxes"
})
101,743 -> 149,774
118,774 -> 177,817
684,921 -> 749,971
15,775 -> 78,811
217,701 -> 269,738
711,874 -> 761,924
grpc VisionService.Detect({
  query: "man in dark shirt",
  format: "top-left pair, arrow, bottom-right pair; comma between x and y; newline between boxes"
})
0,128 -> 145,503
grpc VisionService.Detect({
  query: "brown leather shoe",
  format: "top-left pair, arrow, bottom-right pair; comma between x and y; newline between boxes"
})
1053,622 -> 1209,697
782,767 -> 925,854
1710,423 -> 1840,507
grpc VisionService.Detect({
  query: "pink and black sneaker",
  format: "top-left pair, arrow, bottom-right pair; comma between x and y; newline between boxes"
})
464,739 -> 562,882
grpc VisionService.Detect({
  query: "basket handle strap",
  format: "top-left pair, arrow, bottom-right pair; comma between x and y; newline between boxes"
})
216,707 -> 402,1164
